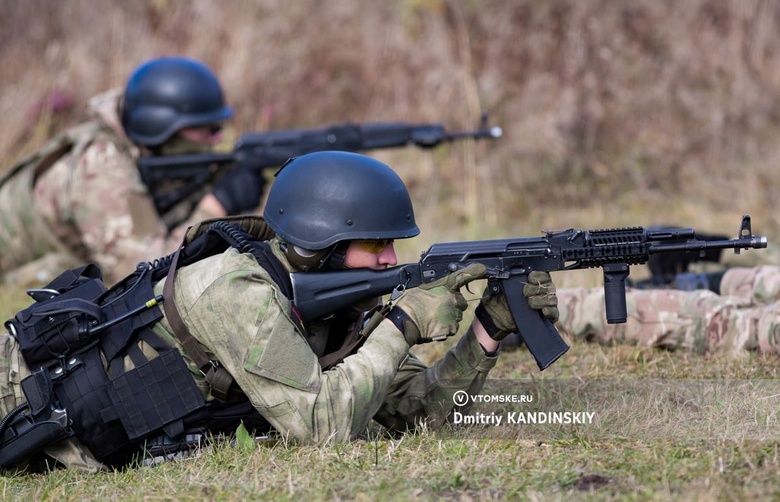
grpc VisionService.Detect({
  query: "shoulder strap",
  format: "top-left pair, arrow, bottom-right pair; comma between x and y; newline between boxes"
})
317,336 -> 367,371
159,219 -> 298,401
0,122 -> 106,187
162,244 -> 234,401
245,241 -> 294,300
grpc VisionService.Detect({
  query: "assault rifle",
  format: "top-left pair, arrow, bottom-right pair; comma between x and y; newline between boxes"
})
137,116 -> 502,216
291,215 -> 767,371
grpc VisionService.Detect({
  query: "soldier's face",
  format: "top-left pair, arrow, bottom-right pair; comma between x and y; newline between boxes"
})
178,124 -> 223,144
344,240 -> 397,270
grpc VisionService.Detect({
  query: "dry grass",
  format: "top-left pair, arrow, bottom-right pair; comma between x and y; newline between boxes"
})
3,341 -> 780,500
4,0 -> 780,499
3,0 -> 780,249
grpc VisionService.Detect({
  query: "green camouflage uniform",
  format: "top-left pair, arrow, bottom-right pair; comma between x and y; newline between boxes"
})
0,237 -> 498,470
0,89 -> 219,286
557,265 -> 780,354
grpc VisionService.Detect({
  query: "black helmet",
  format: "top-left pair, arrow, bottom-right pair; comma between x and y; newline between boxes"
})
121,57 -> 233,146
263,151 -> 420,251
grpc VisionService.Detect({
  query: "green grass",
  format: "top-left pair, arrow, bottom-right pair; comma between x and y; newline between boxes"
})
6,437 -> 778,501
3,325 -> 780,500
0,288 -> 31,321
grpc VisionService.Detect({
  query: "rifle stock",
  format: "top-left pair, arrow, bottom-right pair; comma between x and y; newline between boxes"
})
290,215 -> 767,371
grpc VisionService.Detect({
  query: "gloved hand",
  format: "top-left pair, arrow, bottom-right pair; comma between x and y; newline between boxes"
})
388,263 -> 487,346
212,162 -> 266,215
475,271 -> 559,341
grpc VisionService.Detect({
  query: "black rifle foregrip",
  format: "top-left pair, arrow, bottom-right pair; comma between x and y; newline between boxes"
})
502,276 -> 569,370
603,264 -> 630,324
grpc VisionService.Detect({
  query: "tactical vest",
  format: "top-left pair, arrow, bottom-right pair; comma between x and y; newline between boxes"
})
0,217 -> 290,469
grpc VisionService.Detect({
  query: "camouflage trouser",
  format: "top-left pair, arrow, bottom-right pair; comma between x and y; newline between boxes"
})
0,333 -> 105,472
0,333 -> 27,416
556,266 -> 780,355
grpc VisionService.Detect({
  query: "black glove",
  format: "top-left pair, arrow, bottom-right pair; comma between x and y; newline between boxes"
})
212,163 -> 266,215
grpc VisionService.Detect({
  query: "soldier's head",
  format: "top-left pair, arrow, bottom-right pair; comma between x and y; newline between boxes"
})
121,57 -> 233,153
263,151 -> 420,271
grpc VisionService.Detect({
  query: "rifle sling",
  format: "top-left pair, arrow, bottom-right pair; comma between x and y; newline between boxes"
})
318,334 -> 365,371
317,305 -> 385,371
162,243 -> 234,401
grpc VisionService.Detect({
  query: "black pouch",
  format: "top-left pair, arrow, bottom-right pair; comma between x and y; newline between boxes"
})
105,349 -> 206,441
51,346 -> 134,467
0,412 -> 72,469
6,265 -> 107,366
0,370 -> 73,470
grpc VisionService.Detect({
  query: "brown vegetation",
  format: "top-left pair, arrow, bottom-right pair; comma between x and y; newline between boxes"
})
2,0 -> 779,263
4,3 -> 780,497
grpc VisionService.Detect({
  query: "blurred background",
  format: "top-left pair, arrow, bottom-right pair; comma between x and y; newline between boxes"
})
2,0 -> 779,284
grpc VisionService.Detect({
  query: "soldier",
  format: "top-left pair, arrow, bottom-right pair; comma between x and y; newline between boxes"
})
0,57 -> 264,285
0,151 -> 559,471
554,265 -> 780,355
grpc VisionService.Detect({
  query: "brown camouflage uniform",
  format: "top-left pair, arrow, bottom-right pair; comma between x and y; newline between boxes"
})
0,89 -> 219,286
0,236 -> 498,471
557,265 -> 780,355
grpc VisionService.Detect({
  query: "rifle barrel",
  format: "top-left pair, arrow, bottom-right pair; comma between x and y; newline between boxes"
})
649,236 -> 768,254
445,126 -> 503,140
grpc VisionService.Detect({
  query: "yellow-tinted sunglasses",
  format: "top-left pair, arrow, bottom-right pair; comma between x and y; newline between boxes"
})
354,239 -> 394,253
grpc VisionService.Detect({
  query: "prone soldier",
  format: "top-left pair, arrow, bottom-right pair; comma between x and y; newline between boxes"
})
0,56 -> 501,287
0,56 -> 265,285
0,151 -> 559,471
556,265 -> 780,355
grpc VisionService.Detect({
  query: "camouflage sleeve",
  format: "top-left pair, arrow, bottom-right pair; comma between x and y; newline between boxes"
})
64,141 -> 222,281
557,286 -> 757,354
719,265 -> 780,305
165,250 -> 413,444
370,327 -> 498,432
